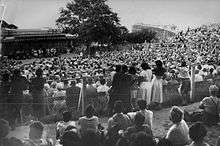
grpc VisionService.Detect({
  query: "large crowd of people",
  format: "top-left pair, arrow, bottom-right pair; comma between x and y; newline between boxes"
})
0,24 -> 220,145
1,99 -> 220,146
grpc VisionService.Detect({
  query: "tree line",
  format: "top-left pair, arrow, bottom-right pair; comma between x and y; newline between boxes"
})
56,0 -> 157,48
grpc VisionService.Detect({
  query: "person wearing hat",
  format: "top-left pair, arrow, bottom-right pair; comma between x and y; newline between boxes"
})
199,85 -> 220,126
166,106 -> 190,146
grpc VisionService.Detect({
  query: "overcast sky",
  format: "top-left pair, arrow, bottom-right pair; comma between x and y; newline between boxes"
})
1,0 -> 220,31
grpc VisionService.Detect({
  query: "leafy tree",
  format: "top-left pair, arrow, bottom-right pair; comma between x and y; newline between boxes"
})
56,0 -> 127,47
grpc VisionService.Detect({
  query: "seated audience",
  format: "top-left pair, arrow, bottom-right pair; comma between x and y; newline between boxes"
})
166,106 -> 190,146
199,85 -> 220,126
56,111 -> 76,139
136,99 -> 153,129
78,105 -> 100,136
23,121 -> 53,146
188,122 -> 210,146
124,112 -> 153,140
60,129 -> 81,146
107,100 -> 131,131
130,131 -> 156,146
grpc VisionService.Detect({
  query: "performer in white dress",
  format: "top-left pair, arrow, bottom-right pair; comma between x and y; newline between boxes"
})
140,62 -> 153,105
151,60 -> 166,109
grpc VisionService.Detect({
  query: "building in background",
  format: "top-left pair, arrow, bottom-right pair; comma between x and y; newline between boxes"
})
132,23 -> 176,40
1,28 -> 76,59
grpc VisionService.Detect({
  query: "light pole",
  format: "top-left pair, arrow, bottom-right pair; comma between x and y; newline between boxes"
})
0,2 -> 6,57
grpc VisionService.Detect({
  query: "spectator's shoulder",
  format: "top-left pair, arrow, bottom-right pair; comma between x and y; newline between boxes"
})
202,96 -> 211,102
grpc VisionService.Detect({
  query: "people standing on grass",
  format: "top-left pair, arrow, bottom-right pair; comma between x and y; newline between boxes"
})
139,62 -> 153,105
30,68 -> 46,120
178,61 -> 191,105
151,60 -> 166,109
7,69 -> 29,130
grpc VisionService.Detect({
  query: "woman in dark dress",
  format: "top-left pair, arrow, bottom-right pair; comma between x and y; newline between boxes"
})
8,69 -> 29,129
0,71 -> 11,117
30,68 -> 46,120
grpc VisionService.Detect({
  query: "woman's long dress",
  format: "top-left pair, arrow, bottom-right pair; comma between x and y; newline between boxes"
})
30,77 -> 46,120
151,68 -> 166,104
140,70 -> 152,104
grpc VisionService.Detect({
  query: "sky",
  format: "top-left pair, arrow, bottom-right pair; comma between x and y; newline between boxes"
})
1,0 -> 220,31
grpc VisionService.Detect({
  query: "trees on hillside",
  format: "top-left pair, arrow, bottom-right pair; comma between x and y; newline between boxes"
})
56,0 -> 127,47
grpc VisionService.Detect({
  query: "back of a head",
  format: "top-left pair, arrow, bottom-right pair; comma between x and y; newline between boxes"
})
100,79 -> 106,85
85,105 -> 96,118
63,111 -> 72,122
209,85 -> 219,97
137,100 -> 147,110
155,60 -> 163,68
141,62 -> 150,70
60,130 -> 80,146
13,68 -> 21,77
134,112 -> 145,126
129,66 -> 137,75
157,138 -> 173,146
36,68 -> 43,77
115,65 -> 121,73
114,100 -> 123,113
121,65 -> 128,73
189,122 -> 207,143
131,132 -> 155,146
169,106 -> 183,124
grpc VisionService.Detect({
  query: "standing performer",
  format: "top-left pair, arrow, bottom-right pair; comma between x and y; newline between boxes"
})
109,65 -> 134,115
178,61 -> 191,105
30,68 -> 46,120
8,69 -> 29,129
139,62 -> 153,105
66,80 -> 81,118
151,60 -> 166,110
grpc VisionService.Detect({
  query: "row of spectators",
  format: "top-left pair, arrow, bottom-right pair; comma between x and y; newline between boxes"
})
1,99 -> 220,146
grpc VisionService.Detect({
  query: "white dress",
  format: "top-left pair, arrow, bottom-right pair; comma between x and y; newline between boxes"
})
140,69 -> 152,104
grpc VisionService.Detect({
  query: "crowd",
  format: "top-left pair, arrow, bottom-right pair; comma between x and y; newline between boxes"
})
1,24 -> 220,145
1,98 -> 220,146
